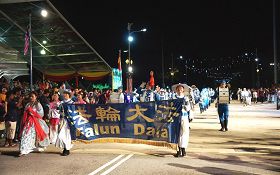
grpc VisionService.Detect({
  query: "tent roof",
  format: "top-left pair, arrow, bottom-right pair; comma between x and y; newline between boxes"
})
0,0 -> 112,80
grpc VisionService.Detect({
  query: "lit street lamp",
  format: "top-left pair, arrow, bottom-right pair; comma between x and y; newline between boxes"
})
126,22 -> 146,92
255,54 -> 260,88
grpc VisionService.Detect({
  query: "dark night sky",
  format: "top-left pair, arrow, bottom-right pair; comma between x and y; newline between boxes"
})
50,0 -> 279,88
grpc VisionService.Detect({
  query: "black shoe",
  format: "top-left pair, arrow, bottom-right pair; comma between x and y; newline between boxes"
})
181,148 -> 186,157
62,149 -> 67,156
224,120 -> 228,131
66,150 -> 70,155
174,147 -> 182,157
219,121 -> 225,131
174,151 -> 182,157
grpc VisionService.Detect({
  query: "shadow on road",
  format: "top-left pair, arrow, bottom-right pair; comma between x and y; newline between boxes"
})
167,163 -> 258,175
188,153 -> 280,172
1,151 -> 19,158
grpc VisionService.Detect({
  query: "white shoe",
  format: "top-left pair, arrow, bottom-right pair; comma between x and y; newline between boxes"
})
37,147 -> 46,152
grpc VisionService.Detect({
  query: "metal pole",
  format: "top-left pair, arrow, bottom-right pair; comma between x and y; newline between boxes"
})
128,23 -> 131,68
171,53 -> 174,85
256,48 -> 260,87
185,59 -> 187,83
161,35 -> 165,88
127,23 -> 132,93
29,13 -> 33,91
273,0 -> 278,84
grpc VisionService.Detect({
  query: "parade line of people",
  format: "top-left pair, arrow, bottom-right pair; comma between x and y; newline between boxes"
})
0,79 -> 279,158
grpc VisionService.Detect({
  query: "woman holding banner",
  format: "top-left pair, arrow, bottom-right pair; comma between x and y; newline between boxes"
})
172,83 -> 191,157
56,90 -> 73,156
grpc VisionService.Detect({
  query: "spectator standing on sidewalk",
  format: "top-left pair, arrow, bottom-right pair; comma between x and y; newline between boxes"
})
3,92 -> 22,147
215,80 -> 230,132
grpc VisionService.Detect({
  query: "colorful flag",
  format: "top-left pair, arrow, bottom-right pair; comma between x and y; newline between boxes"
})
24,26 -> 30,55
117,50 -> 122,71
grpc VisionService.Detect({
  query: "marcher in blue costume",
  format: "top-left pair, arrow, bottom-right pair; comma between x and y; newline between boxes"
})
172,83 -> 191,157
215,80 -> 230,132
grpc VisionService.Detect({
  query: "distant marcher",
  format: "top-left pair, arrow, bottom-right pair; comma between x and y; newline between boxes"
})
252,90 -> 258,103
216,81 -> 230,132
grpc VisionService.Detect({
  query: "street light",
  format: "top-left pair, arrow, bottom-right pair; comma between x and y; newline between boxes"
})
255,53 -> 260,88
126,22 -> 146,92
176,55 -> 188,83
40,9 -> 48,17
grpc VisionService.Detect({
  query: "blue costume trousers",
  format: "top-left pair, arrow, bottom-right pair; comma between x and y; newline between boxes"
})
218,104 -> 229,122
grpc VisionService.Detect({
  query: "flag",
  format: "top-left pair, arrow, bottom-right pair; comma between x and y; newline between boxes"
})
24,26 -> 30,55
117,50 -> 122,71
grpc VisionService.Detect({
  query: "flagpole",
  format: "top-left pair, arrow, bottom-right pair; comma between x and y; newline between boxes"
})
118,49 -> 123,88
29,13 -> 33,91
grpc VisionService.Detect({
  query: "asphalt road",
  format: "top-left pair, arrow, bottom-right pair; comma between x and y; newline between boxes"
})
0,101 -> 279,175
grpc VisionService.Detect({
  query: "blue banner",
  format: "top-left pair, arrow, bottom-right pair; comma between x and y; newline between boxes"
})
63,99 -> 184,143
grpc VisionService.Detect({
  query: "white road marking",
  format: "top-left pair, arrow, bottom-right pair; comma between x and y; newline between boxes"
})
88,154 -> 124,175
100,154 -> 134,175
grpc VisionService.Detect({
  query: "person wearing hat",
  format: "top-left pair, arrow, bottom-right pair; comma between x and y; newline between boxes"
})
215,80 -> 230,132
172,83 -> 191,157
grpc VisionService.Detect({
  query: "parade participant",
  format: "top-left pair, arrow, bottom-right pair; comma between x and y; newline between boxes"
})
48,93 -> 63,144
19,91 -> 50,157
149,71 -> 155,90
252,89 -> 258,103
154,85 -> 161,101
56,90 -> 73,156
172,83 -> 191,157
215,80 -> 230,132
140,82 -> 155,102
191,85 -> 200,104
158,88 -> 167,100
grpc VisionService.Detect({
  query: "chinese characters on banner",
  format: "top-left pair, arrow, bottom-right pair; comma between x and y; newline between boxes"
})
63,99 -> 184,143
